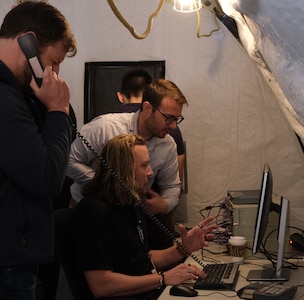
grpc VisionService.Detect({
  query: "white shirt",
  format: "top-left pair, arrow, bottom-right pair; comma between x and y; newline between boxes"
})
67,110 -> 181,213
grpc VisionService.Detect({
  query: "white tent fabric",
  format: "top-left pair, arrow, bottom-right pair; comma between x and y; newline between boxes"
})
219,0 -> 304,142
1,1 -> 303,230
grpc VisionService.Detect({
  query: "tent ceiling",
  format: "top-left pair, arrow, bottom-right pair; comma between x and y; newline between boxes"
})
217,0 -> 304,141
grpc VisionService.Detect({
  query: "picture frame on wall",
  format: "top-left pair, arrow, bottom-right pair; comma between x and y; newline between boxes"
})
84,60 -> 165,123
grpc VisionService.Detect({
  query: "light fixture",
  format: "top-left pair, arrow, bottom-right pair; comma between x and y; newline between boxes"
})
107,0 -> 219,39
173,0 -> 202,13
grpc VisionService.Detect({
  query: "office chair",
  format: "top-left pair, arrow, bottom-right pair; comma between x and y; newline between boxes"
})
54,208 -> 94,300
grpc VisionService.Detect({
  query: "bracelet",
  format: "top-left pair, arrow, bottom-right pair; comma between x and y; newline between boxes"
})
175,243 -> 189,258
158,271 -> 165,288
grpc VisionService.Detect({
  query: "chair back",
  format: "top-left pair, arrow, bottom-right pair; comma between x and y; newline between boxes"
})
54,208 -> 93,300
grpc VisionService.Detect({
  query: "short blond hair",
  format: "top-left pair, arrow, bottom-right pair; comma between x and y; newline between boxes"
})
142,78 -> 188,107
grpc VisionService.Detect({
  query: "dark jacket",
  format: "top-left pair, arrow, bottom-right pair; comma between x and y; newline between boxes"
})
0,61 -> 72,267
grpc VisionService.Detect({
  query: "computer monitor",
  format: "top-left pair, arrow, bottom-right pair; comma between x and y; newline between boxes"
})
247,164 -> 290,281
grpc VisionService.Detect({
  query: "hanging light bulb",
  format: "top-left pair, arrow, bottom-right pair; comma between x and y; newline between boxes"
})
173,0 -> 202,13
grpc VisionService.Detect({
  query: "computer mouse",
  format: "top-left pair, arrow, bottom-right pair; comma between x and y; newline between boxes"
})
169,285 -> 198,297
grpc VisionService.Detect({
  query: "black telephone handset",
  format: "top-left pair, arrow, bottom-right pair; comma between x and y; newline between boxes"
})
17,32 -> 44,87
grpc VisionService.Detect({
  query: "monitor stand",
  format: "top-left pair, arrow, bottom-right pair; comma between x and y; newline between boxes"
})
247,269 -> 290,281
247,198 -> 290,282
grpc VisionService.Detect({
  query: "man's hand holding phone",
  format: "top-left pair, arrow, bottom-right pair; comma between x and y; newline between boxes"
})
30,66 -> 70,115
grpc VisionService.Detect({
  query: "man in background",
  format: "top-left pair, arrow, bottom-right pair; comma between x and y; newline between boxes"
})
0,2 -> 77,299
118,69 -> 186,187
117,69 -> 186,239
117,69 -> 152,112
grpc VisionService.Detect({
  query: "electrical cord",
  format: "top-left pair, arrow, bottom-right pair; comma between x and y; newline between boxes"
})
261,225 -> 304,270
203,247 -> 229,256
196,291 -> 238,298
106,0 -> 220,39
199,199 -> 231,245
106,0 -> 165,40
199,199 -> 227,219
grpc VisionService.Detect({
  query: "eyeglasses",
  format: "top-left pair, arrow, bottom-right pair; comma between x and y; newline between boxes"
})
154,107 -> 184,125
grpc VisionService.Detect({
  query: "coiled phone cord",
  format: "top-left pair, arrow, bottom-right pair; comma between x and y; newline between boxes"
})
76,130 -> 205,268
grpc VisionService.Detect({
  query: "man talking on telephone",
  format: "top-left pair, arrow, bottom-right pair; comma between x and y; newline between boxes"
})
0,2 -> 77,299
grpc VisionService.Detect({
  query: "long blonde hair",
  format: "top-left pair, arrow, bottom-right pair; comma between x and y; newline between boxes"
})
82,134 -> 146,206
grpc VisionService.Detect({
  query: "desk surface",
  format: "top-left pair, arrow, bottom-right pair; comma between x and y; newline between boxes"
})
159,243 -> 304,300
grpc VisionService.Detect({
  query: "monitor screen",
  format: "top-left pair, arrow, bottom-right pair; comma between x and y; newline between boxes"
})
252,164 -> 273,254
247,164 -> 290,281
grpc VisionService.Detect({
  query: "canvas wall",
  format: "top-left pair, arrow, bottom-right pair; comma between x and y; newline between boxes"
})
1,0 -> 303,230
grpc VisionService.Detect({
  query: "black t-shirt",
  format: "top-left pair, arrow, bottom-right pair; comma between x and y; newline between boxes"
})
71,196 -> 154,276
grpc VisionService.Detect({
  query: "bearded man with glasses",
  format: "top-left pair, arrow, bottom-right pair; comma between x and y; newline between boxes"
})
68,79 -> 188,249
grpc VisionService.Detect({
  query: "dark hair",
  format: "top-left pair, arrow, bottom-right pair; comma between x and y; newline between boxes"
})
82,134 -> 146,206
120,69 -> 152,99
0,1 -> 77,57
142,78 -> 188,108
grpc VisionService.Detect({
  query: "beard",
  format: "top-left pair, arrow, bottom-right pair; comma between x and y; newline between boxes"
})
137,189 -> 148,204
146,114 -> 167,139
15,61 -> 33,88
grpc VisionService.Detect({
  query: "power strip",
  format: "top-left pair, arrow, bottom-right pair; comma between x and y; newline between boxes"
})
289,233 -> 304,252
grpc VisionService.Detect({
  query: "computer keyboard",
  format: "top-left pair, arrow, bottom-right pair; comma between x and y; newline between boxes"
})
193,263 -> 239,290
